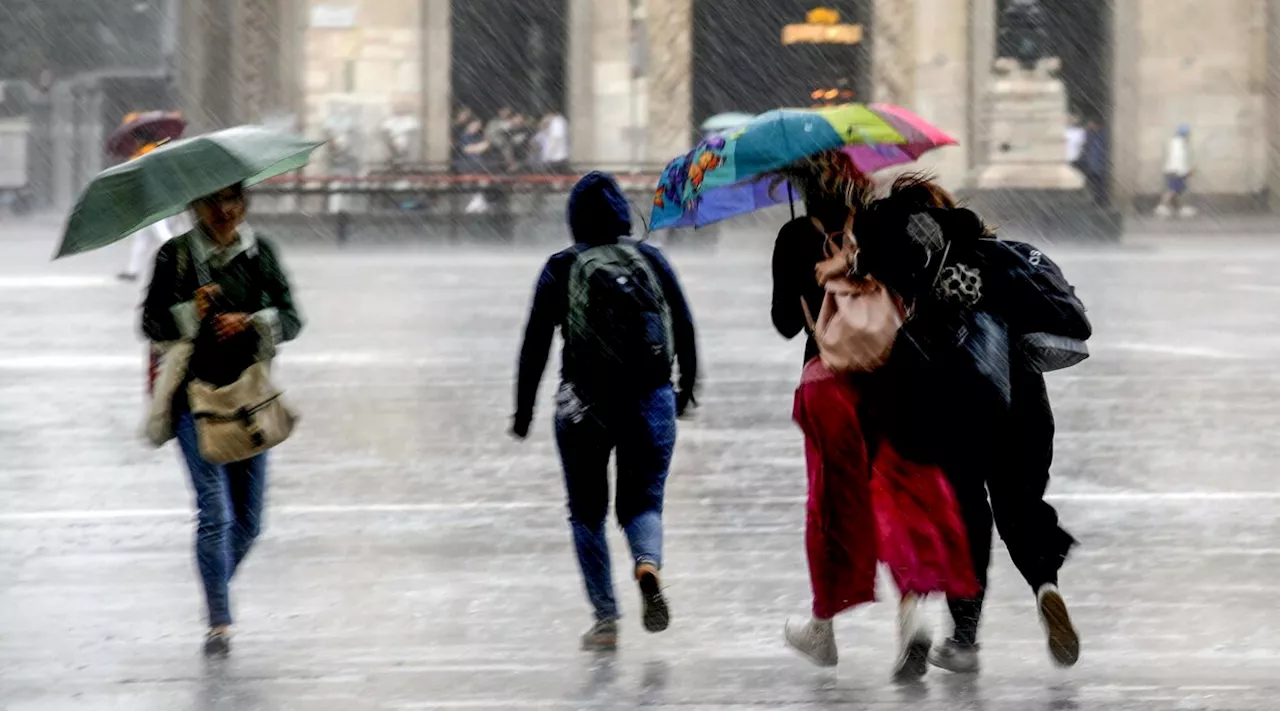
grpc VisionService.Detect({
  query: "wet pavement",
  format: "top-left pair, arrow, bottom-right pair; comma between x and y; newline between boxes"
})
1,222 -> 1278,710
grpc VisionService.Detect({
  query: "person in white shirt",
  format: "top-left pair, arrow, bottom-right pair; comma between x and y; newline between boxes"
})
537,112 -> 570,174
121,213 -> 191,282
1064,116 -> 1085,167
1155,124 -> 1196,218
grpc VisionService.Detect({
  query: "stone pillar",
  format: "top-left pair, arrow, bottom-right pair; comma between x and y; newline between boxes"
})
231,0 -> 272,124
967,0 -> 997,172
872,0 -> 972,188
177,0 -> 232,132
872,0 -> 916,106
1268,0 -> 1280,211
271,0 -> 304,123
178,0 -> 273,128
567,0 -> 594,168
908,0 -> 971,188
175,0 -> 210,132
421,0 -> 451,169
644,0 -> 693,167
567,0 -> 632,169
1108,0 -> 1141,212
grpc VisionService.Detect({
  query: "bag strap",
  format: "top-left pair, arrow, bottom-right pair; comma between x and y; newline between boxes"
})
800,295 -> 818,333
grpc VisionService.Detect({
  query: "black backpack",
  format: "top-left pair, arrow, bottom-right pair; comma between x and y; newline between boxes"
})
563,240 -> 674,394
975,240 -> 1091,372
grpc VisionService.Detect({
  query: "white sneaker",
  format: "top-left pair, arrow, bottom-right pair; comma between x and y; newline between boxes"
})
1037,584 -> 1080,667
785,617 -> 838,667
892,594 -> 932,682
1178,205 -> 1198,219
1154,203 -> 1173,218
929,638 -> 980,674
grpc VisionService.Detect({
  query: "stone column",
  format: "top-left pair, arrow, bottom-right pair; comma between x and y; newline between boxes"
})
567,0 -> 594,167
421,0 -> 451,169
1268,0 -> 1280,211
908,0 -> 971,188
567,0 -> 631,169
177,0 -> 234,132
872,0 -> 916,106
967,0 -> 997,172
231,0 -> 273,124
175,0 -> 209,132
644,0 -> 693,167
271,0 -> 304,123
1108,0 -> 1141,212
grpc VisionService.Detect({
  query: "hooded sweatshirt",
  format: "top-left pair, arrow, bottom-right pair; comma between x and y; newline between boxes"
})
514,172 -> 698,427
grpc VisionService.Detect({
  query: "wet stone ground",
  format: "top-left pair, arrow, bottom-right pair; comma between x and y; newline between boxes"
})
0,222 -> 1278,710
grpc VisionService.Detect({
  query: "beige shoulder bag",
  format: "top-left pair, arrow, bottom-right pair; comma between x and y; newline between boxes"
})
186,248 -> 297,464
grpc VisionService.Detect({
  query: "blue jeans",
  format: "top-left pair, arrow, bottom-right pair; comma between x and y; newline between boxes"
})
175,411 -> 268,627
554,383 -> 677,621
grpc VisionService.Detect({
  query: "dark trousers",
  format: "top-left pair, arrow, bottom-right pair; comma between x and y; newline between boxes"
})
554,383 -> 677,621
944,368 -> 1077,647
1085,170 -> 1109,207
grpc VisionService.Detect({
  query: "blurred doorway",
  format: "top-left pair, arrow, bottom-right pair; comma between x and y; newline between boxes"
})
692,1 -> 873,128
451,0 -> 568,121
1035,0 -> 1113,124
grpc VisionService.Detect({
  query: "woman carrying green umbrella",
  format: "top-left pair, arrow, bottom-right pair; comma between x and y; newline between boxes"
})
143,181 -> 303,656
59,126 -> 319,656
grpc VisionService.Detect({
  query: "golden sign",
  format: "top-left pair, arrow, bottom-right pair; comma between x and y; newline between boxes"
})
806,7 -> 840,24
782,23 -> 863,45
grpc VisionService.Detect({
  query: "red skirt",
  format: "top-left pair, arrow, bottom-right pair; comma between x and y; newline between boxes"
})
793,358 -> 978,619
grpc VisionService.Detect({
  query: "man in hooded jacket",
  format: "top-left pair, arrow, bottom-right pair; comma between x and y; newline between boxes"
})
512,171 -> 699,652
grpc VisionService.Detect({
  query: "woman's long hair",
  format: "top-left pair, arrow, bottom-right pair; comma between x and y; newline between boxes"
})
885,172 -> 957,208
770,150 -> 874,231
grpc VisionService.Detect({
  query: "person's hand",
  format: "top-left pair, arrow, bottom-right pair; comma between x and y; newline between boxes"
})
212,312 -> 251,341
194,284 -> 223,320
676,388 -> 697,418
510,414 -> 532,440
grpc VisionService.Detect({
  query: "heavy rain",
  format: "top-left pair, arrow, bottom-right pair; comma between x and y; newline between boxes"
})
0,1 -> 1277,709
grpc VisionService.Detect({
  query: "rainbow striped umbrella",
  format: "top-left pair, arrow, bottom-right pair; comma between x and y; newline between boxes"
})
650,103 -> 956,230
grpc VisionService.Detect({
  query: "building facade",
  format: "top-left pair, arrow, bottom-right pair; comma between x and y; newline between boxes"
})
180,0 -> 1280,210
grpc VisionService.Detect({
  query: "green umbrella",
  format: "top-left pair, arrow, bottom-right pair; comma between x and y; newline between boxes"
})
55,125 -> 324,259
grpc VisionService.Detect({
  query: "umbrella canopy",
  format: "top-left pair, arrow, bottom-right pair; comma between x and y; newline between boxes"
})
700,112 -> 756,133
57,126 -> 323,259
841,103 -> 957,174
107,111 -> 188,158
650,103 -> 956,230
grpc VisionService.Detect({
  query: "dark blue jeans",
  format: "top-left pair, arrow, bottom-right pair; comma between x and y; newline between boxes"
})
175,411 -> 268,627
554,383 -> 677,621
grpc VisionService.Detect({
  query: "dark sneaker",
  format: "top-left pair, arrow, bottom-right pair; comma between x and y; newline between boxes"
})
1037,584 -> 1080,667
581,619 -> 618,652
203,627 -> 231,657
635,562 -> 670,633
929,638 -> 981,674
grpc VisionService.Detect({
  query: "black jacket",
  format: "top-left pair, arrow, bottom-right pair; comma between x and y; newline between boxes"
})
514,173 -> 698,428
